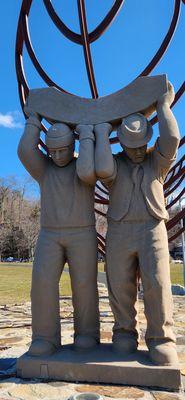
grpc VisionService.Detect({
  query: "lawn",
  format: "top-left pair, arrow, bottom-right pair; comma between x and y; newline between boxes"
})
0,263 -> 72,305
0,261 -> 184,305
170,262 -> 184,285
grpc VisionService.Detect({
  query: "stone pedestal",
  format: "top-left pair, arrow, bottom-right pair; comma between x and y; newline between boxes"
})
17,344 -> 182,391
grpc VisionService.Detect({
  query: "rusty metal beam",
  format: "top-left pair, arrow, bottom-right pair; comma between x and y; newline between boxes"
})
77,0 -> 98,98
166,187 -> 185,209
166,207 -> 185,230
22,13 -> 67,92
139,0 -> 181,76
164,168 -> 185,193
43,0 -> 125,44
168,226 -> 185,242
95,208 -> 107,217
95,183 -> 109,196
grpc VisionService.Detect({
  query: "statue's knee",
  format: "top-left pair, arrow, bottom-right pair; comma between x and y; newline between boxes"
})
73,277 -> 96,293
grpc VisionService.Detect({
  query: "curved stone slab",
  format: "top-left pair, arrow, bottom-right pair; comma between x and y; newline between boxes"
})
26,75 -> 167,126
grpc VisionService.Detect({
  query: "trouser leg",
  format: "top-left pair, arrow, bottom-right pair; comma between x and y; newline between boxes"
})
106,223 -> 139,340
66,227 -> 100,340
31,229 -> 65,347
138,220 -> 175,345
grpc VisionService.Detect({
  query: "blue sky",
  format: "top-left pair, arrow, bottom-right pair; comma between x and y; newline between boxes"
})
0,0 -> 184,194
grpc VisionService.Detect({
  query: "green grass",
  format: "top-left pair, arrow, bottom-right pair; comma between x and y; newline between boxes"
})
98,262 -> 105,272
170,262 -> 184,286
0,261 -> 183,305
0,263 -> 71,305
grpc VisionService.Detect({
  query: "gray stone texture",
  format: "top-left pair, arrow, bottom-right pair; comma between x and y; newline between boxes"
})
17,118 -> 100,352
0,287 -> 185,399
93,81 -> 181,366
16,77 -> 182,388
16,344 -> 182,391
26,75 -> 167,125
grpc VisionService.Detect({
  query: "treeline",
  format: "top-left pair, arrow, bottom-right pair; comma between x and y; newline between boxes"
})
0,176 -> 40,261
0,176 -> 107,262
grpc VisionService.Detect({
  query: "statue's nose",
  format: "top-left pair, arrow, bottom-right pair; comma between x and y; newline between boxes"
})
55,150 -> 60,159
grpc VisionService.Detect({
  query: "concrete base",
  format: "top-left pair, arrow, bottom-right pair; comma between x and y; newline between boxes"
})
16,344 -> 182,391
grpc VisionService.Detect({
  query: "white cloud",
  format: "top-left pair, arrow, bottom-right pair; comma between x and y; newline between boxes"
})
0,111 -> 23,129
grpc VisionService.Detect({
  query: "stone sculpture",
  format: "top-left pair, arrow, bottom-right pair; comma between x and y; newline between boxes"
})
18,113 -> 100,356
17,76 -> 180,372
93,81 -> 180,366
16,77 -> 182,389
25,75 -> 167,126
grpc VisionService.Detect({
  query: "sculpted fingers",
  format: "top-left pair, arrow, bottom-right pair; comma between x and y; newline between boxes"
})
157,80 -> 175,107
76,124 -> 95,141
94,122 -> 112,137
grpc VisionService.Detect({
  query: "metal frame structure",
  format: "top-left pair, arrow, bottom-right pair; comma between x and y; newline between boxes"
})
15,0 -> 185,255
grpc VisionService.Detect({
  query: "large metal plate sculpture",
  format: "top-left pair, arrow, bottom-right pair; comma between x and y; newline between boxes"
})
15,0 -> 185,255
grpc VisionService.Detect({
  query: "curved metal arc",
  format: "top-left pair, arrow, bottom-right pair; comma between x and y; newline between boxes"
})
22,13 -> 69,93
95,182 -> 109,196
150,79 -> 185,126
77,0 -> 98,98
173,81 -> 185,106
97,232 -> 106,242
166,207 -> 185,230
95,192 -> 108,201
43,0 -> 125,45
95,208 -> 107,217
43,0 -> 81,44
95,198 -> 109,205
164,171 -> 185,196
16,0 -> 184,166
97,243 -> 105,255
15,0 -> 32,112
139,0 -> 181,76
15,51 -> 29,92
168,226 -> 185,242
166,186 -> 185,209
165,154 -> 185,183
179,136 -> 185,148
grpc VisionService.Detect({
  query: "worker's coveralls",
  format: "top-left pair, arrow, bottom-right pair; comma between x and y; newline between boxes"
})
18,118 -> 99,347
104,140 -> 178,345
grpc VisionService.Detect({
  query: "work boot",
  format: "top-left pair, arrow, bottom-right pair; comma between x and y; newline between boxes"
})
113,334 -> 138,354
28,339 -> 58,356
74,335 -> 99,351
148,340 -> 179,366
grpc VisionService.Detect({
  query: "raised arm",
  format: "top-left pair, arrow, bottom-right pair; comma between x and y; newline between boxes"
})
94,123 -> 117,185
157,81 -> 180,159
18,111 -> 48,182
76,124 -> 96,186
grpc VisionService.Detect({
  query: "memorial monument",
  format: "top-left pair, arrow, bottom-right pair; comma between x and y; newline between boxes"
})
16,0 -> 184,391
17,76 -> 182,390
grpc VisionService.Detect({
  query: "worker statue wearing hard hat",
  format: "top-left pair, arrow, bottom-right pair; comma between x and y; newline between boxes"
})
18,114 -> 100,356
84,81 -> 180,366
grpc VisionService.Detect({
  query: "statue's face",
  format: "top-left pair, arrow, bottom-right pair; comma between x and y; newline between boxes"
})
49,143 -> 74,167
124,145 -> 147,164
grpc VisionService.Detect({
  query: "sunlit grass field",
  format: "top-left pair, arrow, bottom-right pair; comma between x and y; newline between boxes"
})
0,261 -> 183,305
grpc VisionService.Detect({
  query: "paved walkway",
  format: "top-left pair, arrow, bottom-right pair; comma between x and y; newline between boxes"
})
0,283 -> 184,400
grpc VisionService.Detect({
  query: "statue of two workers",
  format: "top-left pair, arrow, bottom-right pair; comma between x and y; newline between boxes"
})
18,81 -> 180,366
